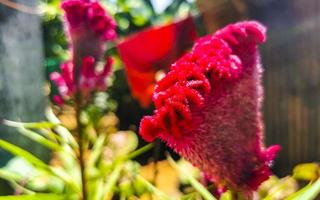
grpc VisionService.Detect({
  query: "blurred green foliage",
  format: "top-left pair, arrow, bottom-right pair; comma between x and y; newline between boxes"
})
0,113 -> 159,199
2,116 -> 319,199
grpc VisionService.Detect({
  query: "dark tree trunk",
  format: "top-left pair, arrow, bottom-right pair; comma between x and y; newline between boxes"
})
0,1 -> 48,166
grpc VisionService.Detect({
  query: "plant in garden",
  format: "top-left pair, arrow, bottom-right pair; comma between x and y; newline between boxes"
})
49,1 -> 118,199
1,0 -> 320,199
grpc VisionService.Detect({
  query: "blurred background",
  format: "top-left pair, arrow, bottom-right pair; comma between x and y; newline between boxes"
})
0,0 -> 319,195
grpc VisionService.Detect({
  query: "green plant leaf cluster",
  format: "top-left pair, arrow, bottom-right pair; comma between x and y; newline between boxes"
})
0,112 -> 170,200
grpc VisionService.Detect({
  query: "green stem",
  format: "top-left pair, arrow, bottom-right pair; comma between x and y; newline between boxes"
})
100,144 -> 154,199
102,163 -> 124,199
136,175 -> 172,200
295,178 -> 320,200
152,140 -> 161,186
74,52 -> 87,200
74,98 -> 88,200
167,155 -> 217,200
0,170 -> 34,195
126,143 -> 154,160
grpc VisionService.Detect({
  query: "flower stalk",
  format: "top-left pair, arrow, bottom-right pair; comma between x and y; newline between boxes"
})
51,1 -> 118,199
74,71 -> 88,200
167,155 -> 217,200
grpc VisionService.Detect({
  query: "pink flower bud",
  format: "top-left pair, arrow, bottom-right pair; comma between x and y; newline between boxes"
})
61,0 -> 116,63
61,0 -> 86,29
79,56 -> 96,94
87,2 -> 117,40
50,72 -> 70,97
60,61 -> 75,93
51,0 -> 116,104
53,95 -> 64,106
50,55 -> 113,102
95,57 -> 113,90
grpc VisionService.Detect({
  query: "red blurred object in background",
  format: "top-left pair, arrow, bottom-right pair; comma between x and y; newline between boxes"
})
117,17 -> 198,108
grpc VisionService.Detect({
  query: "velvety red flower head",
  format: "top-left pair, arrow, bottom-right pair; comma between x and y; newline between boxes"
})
61,0 -> 116,61
139,21 -> 280,195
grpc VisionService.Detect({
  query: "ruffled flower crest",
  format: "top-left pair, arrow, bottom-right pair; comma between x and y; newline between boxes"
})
139,21 -> 280,195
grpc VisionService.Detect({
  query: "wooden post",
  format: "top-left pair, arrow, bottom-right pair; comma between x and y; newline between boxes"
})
0,1 -> 48,165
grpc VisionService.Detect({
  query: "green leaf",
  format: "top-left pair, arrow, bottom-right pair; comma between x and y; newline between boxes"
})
0,140 -> 77,191
285,184 -> 311,200
55,150 -> 78,182
181,193 -> 201,200
88,134 -> 107,167
88,179 -> 103,200
0,168 -> 24,182
4,119 -> 63,151
18,127 -> 61,151
293,163 -> 319,181
4,120 -> 58,129
0,158 -> 39,194
38,128 -> 59,141
286,178 -> 320,200
262,176 -> 297,200
167,155 -> 217,200
2,182 -> 35,195
220,191 -> 233,200
126,143 -> 153,160
100,163 -> 124,200
0,169 -> 35,194
45,107 -> 78,149
0,194 -> 68,200
0,139 -> 50,171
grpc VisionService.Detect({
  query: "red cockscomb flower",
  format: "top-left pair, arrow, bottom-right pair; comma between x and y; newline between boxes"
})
139,21 -> 280,195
